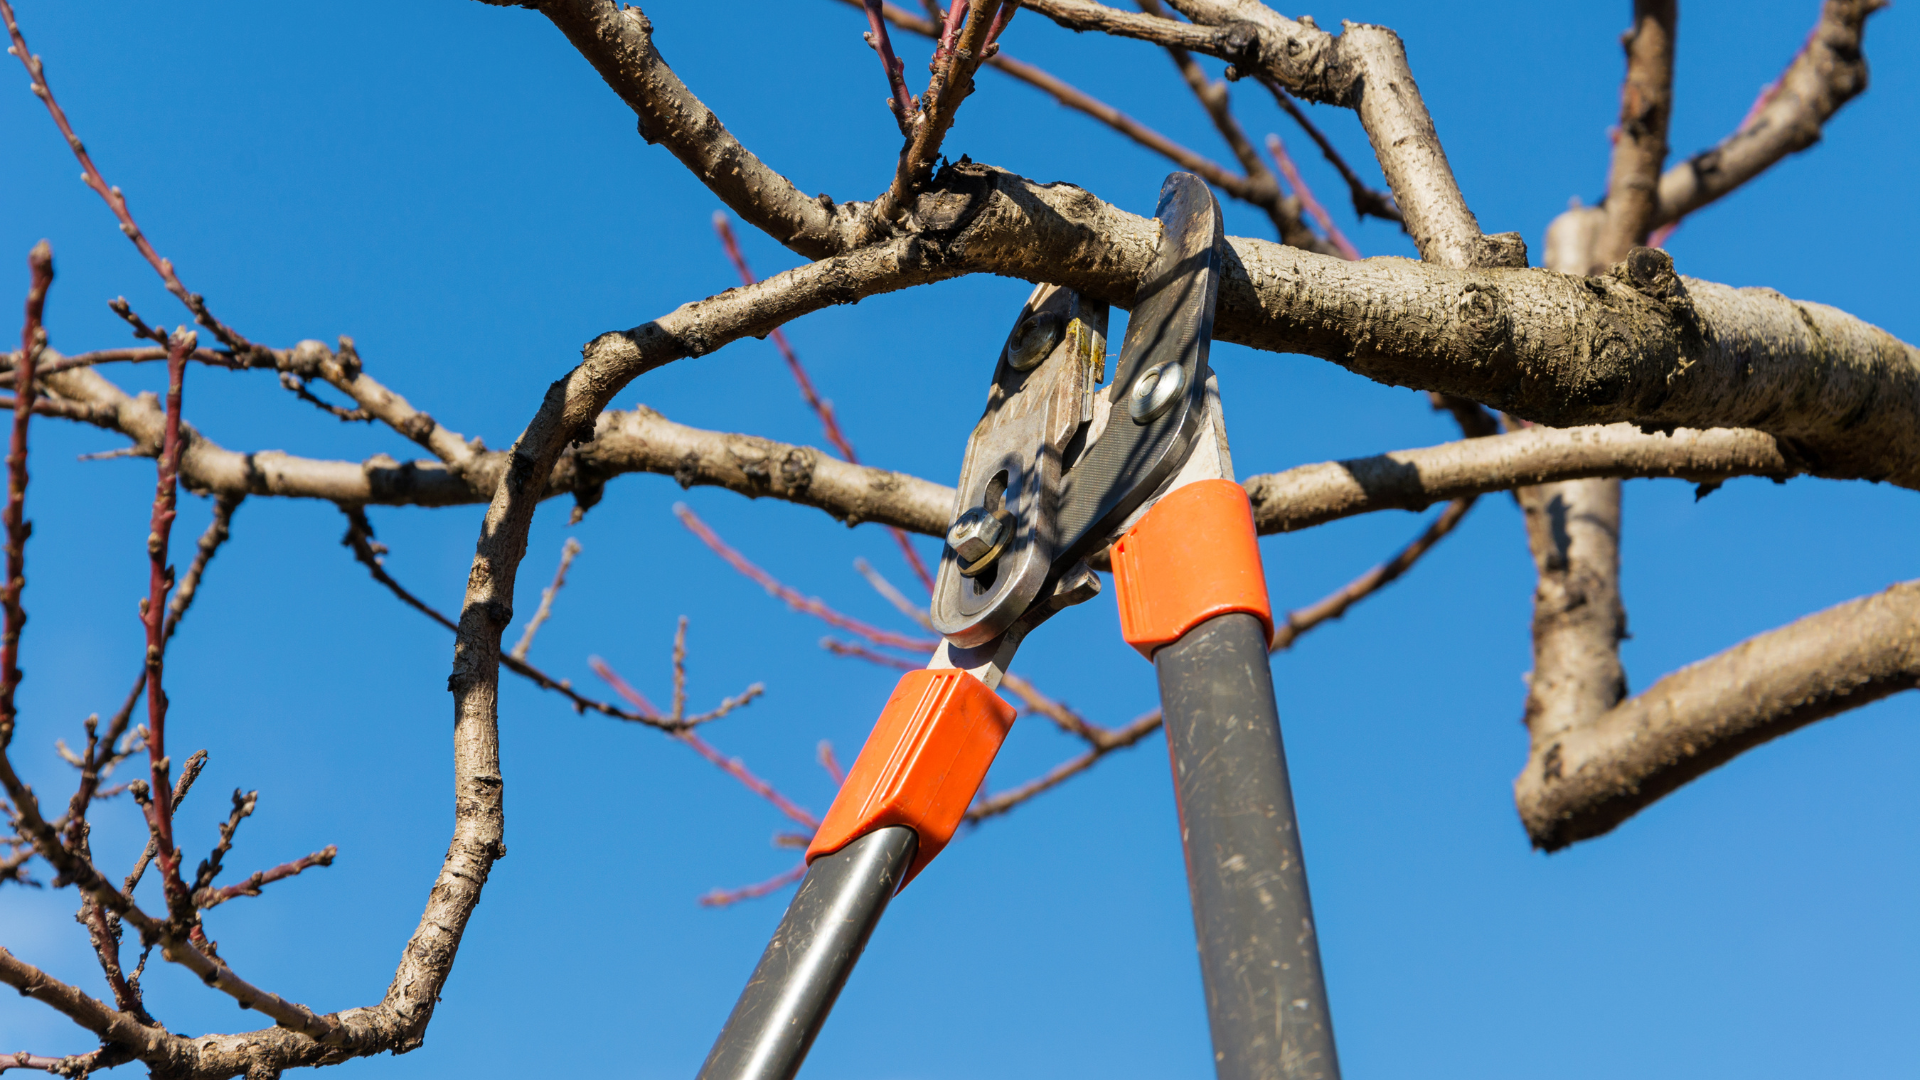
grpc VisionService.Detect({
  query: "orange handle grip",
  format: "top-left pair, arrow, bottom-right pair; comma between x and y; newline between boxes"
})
806,668 -> 1016,888
1111,479 -> 1274,659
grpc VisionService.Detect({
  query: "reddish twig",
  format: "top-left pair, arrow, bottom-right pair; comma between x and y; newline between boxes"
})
1270,497 -> 1478,651
816,741 -> 846,785
675,503 -> 938,652
137,327 -> 194,924
511,537 -> 581,660
1,4 -> 262,361
589,655 -> 808,827
1,242 -> 51,755
699,861 -> 807,908
862,0 -> 919,133
820,636 -> 921,670
711,214 -> 937,592
1263,81 -> 1403,225
852,557 -> 933,628
1267,133 -> 1361,261
197,846 -> 337,910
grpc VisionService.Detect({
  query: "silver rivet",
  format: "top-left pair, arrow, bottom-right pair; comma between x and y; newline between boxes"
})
1006,312 -> 1063,371
1128,361 -> 1186,423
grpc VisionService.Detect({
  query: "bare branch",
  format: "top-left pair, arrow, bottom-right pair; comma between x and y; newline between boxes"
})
1262,83 -> 1400,224
1517,579 -> 1920,850
1269,496 -> 1475,651
527,0 -> 876,258
1599,0 -> 1677,264
1246,424 -> 1798,535
509,538 -> 580,661
1654,0 -> 1884,228
873,0 -> 1008,228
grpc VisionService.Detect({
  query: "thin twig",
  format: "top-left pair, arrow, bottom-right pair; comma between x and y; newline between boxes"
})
698,861 -> 807,908
1,242 -> 51,754
875,0 -> 1007,226
1136,0 -> 1323,249
136,328 -> 194,927
851,557 -> 933,629
820,636 -> 921,670
675,503 -> 938,652
861,0 -> 919,132
588,656 -> 803,825
1270,497 -> 1477,651
510,538 -> 581,661
966,710 -> 1164,821
1262,81 -> 1403,224
197,846 -> 336,910
340,509 -> 701,730
1,5 -> 264,361
844,0 -> 1257,217
1267,133 -> 1360,261
712,214 -> 937,592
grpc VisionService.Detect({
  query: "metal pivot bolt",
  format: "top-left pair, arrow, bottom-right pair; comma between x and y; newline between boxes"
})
947,506 -> 1011,576
1006,311 -> 1063,371
1129,361 -> 1187,424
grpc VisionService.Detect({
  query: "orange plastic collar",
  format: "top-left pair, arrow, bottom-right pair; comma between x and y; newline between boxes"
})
1111,479 -> 1274,659
806,668 -> 1016,888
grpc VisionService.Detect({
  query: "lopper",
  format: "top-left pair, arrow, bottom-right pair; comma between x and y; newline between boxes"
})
697,174 -> 1340,1080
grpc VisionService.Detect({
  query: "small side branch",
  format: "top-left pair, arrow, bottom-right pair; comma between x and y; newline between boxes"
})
1517,580 -> 1920,849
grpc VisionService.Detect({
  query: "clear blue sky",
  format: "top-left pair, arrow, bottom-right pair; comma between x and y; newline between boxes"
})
3,2 -> 1916,1077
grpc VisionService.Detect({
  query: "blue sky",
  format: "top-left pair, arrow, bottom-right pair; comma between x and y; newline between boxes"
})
2,2 -> 1916,1077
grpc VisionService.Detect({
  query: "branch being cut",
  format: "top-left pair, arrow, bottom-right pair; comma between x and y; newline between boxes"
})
1517,580 -> 1920,850
873,0 -> 1007,228
843,0 -> 1273,228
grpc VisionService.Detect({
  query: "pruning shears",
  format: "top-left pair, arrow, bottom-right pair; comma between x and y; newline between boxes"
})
697,174 -> 1341,1080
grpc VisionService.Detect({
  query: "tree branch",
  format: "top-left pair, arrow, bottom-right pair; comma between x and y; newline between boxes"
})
523,0 -> 877,258
1516,579 -> 1920,850
1653,0 -> 1883,229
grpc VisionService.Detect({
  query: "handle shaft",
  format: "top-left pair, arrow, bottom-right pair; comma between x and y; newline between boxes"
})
1156,611 -> 1340,1080
696,826 -> 917,1080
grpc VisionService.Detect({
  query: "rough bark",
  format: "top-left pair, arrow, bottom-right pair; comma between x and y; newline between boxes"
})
1516,580 -> 1920,849
1244,423 -> 1797,533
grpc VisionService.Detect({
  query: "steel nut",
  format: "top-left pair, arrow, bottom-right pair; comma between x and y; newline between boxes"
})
947,507 -> 1007,568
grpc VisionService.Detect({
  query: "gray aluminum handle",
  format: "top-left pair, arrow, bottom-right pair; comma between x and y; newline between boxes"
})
1155,612 -> 1342,1080
695,826 -> 917,1080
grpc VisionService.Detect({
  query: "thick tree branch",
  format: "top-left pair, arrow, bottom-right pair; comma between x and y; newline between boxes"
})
1517,580 -> 1920,850
1245,424 -> 1796,533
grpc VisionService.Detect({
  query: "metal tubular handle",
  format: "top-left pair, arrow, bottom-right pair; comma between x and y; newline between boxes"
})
696,826 -> 918,1080
1156,611 -> 1341,1080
